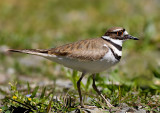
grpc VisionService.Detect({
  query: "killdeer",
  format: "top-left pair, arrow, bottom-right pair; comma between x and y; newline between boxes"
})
9,27 -> 138,108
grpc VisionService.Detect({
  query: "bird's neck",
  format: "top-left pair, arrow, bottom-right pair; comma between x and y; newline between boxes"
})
101,36 -> 123,51
101,36 -> 123,47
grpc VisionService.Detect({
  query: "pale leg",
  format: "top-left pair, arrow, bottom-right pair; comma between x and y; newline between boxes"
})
92,74 -> 114,108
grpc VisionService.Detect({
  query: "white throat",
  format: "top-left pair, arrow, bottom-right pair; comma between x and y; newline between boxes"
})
102,36 -> 123,46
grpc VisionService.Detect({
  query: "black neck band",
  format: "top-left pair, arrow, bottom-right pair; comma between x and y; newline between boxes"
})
109,47 -> 121,61
101,37 -> 122,51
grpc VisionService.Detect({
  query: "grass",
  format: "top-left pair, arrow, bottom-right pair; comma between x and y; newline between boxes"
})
0,0 -> 160,112
1,73 -> 160,112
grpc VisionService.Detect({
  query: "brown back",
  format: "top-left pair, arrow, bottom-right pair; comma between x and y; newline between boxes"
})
48,38 -> 109,61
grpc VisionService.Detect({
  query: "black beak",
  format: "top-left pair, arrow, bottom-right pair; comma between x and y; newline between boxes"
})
125,35 -> 139,40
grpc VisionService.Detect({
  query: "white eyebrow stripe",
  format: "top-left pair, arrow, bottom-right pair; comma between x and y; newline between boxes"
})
113,29 -> 123,32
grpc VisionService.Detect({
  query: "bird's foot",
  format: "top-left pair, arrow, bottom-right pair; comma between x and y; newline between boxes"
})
78,105 -> 97,109
104,98 -> 114,108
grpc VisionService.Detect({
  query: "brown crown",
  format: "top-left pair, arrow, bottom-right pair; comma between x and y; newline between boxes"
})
104,27 -> 125,40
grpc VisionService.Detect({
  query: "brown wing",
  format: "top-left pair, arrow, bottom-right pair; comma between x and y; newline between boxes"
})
48,38 -> 109,61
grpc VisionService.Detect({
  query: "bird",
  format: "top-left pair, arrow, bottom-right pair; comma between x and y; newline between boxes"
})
8,27 -> 138,108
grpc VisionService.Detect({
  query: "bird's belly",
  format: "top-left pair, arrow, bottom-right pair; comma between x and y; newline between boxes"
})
45,55 -> 119,73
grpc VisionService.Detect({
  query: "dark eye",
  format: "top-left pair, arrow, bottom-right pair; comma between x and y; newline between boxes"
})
117,31 -> 123,36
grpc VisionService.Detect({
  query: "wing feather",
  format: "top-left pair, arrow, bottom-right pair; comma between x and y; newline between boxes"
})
48,38 -> 109,61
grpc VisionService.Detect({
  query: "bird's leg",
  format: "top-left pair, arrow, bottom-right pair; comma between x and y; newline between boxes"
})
77,72 -> 85,107
92,74 -> 114,108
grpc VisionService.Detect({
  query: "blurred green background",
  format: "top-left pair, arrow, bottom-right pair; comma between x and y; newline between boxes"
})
0,0 -> 160,88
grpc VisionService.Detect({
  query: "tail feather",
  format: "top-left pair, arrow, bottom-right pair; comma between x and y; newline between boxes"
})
8,49 -> 50,57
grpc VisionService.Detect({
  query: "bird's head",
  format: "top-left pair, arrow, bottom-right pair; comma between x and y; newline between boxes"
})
103,27 -> 139,41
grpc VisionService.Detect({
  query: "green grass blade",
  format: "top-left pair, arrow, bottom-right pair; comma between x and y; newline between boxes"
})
40,87 -> 46,99
27,82 -> 31,94
30,86 -> 39,98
